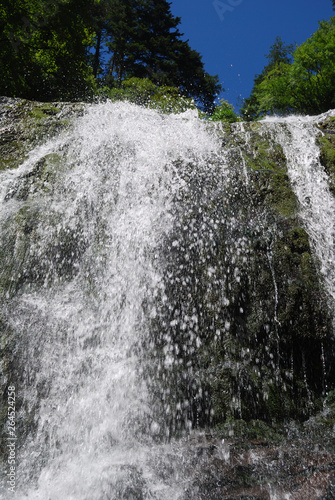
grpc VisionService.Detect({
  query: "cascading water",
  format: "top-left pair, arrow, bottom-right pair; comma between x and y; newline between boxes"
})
264,111 -> 335,305
1,100 -> 335,499
0,101 -> 224,499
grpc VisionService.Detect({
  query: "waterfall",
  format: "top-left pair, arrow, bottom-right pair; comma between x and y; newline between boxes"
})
264,111 -> 335,305
0,102 -> 220,499
1,101 -> 335,499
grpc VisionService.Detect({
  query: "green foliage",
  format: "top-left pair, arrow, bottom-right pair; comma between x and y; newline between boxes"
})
150,85 -> 196,114
289,17 -> 335,113
240,37 -> 295,120
97,77 -> 196,114
0,0 -> 220,109
241,19 -> 335,119
0,0 -> 98,100
209,99 -> 239,123
255,63 -> 293,116
110,77 -> 157,106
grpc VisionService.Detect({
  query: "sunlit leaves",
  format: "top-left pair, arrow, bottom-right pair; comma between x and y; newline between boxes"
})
0,0 -> 97,100
241,17 -> 335,119
209,99 -> 239,123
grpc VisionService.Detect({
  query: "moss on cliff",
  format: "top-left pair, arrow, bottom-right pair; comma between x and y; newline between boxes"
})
317,117 -> 335,196
0,97 -> 85,171
145,119 -> 334,436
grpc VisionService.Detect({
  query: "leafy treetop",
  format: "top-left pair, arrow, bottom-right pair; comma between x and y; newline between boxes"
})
0,0 -> 221,112
240,18 -> 335,120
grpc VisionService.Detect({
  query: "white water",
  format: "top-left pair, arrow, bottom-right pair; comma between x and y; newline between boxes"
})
264,111 -> 335,304
1,102 -> 335,499
0,102 -> 220,499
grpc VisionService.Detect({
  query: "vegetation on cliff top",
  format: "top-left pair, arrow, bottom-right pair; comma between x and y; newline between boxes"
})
0,0 -> 220,112
1,1 -> 335,121
241,16 -> 335,120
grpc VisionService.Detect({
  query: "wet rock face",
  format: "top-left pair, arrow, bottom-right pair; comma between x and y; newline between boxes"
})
0,99 -> 88,299
147,119 -> 334,434
0,98 -> 88,463
151,404 -> 335,499
178,432 -> 335,500
0,99 -> 335,498
0,97 -> 85,171
318,117 -> 335,196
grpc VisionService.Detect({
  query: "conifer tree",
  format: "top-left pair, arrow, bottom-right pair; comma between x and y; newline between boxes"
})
100,0 -> 221,111
1,0 -> 220,109
240,37 -> 294,120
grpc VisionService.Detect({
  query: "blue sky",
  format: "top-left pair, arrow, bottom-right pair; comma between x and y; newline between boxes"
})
170,0 -> 333,110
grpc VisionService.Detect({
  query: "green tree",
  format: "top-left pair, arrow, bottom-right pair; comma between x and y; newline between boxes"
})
123,0 -> 184,84
100,0 -> 221,112
254,63 -> 293,116
288,17 -> 335,113
0,0 -> 97,100
240,36 -> 294,120
242,19 -> 335,119
209,99 -> 239,123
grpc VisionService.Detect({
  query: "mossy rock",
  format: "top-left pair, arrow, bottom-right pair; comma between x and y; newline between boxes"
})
214,419 -> 283,447
145,120 -> 334,432
4,153 -> 63,202
0,97 -> 85,171
0,211 -> 87,299
244,134 -> 297,217
302,393 -> 335,453
318,135 -> 335,196
315,116 -> 335,195
28,104 -> 61,118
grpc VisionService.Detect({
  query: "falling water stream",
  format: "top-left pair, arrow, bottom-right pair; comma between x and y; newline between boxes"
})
0,102 -> 223,499
1,102 -> 335,499
264,112 -> 335,303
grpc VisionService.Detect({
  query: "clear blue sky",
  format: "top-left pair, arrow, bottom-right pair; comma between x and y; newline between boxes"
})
170,0 -> 333,110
